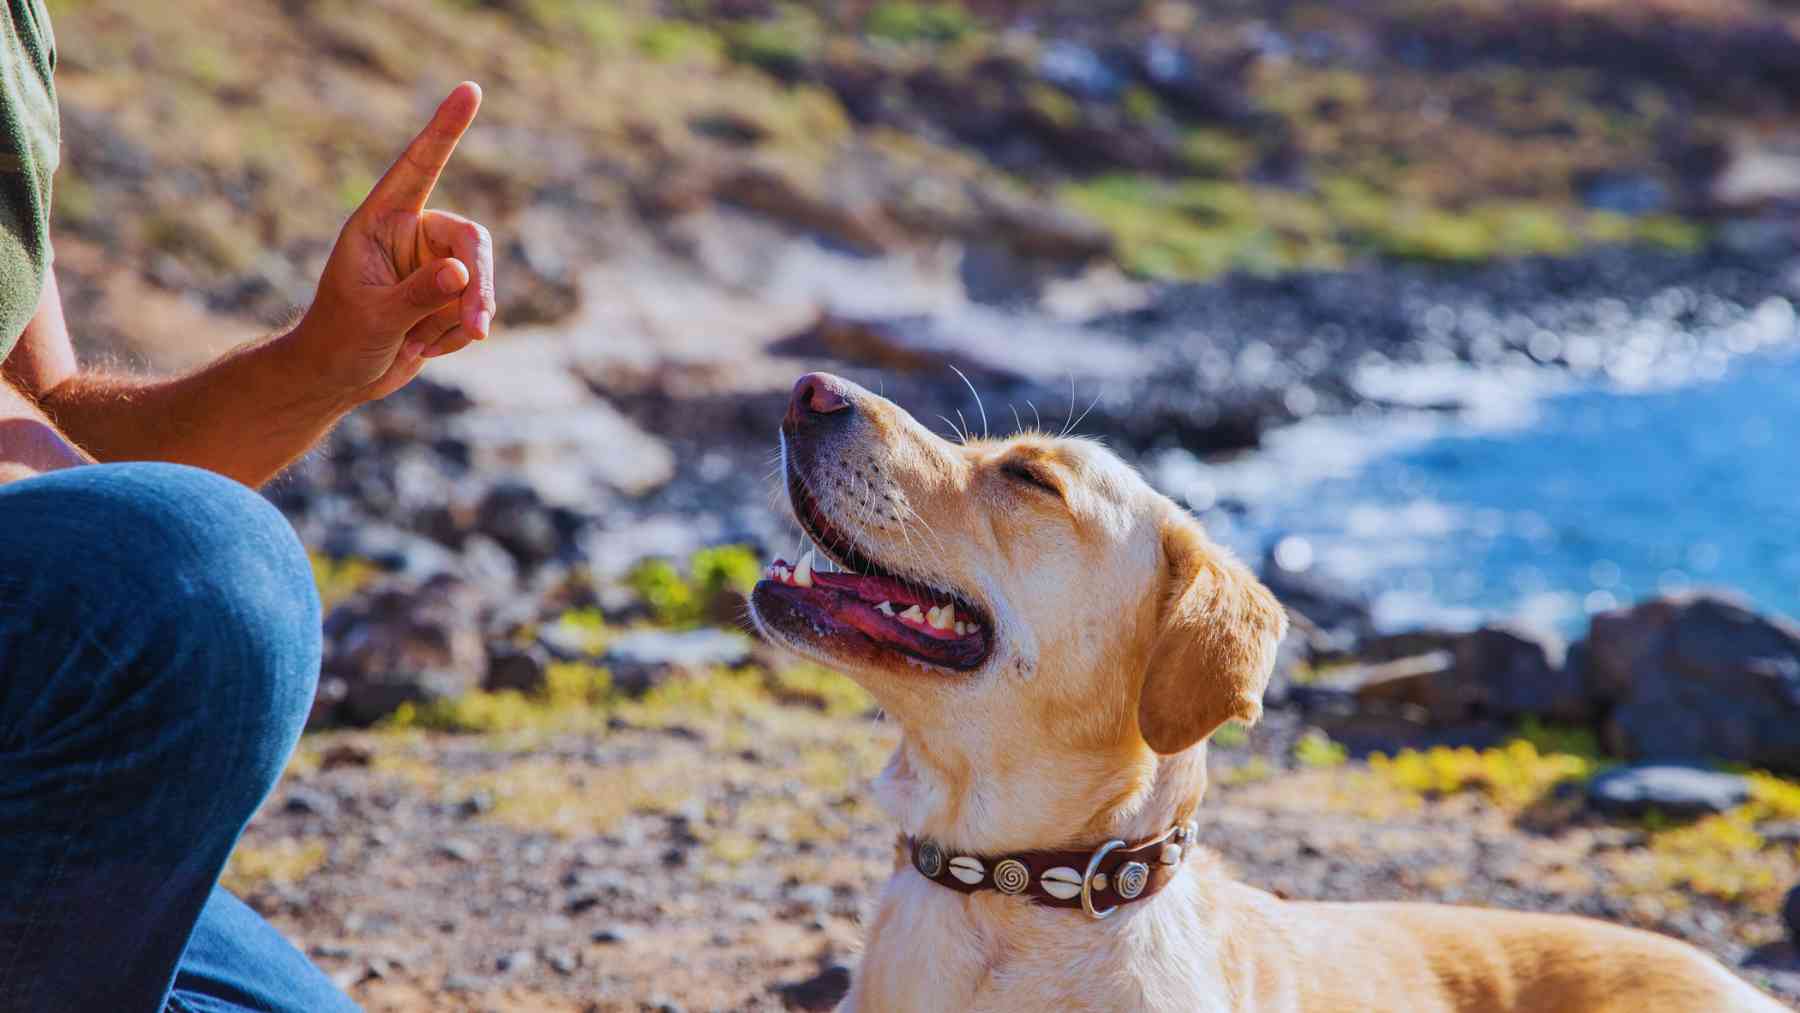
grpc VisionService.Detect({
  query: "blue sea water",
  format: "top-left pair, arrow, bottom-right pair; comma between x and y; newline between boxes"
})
1190,347 -> 1800,635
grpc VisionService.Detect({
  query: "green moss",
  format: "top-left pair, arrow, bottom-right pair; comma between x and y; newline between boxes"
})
637,18 -> 722,63
222,838 -> 327,893
1209,722 -> 1249,749
690,545 -> 762,598
1218,756 -> 1273,786
1025,84 -> 1081,130
724,6 -> 823,79
1371,208 -> 1499,262
309,552 -> 378,611
865,1 -> 977,45
628,545 -> 760,628
1633,215 -> 1706,252
1062,175 -> 1342,280
548,608 -> 610,655
1294,730 -> 1348,769
1513,717 -> 1604,761
1179,129 -> 1253,178
1122,86 -> 1162,126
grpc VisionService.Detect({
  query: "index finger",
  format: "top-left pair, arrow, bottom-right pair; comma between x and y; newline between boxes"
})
366,82 -> 482,212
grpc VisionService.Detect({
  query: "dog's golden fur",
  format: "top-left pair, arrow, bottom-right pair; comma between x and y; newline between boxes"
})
752,373 -> 1783,1012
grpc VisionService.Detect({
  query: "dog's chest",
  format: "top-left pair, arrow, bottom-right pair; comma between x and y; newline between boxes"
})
852,875 -> 1232,1013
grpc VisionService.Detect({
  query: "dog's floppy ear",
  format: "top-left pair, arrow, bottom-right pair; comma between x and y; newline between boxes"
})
1136,513 -> 1289,755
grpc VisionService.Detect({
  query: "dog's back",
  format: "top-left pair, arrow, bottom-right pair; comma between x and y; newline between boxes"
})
1220,884 -> 1785,1012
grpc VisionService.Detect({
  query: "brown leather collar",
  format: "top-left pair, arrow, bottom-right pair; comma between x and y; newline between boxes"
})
904,820 -> 1198,919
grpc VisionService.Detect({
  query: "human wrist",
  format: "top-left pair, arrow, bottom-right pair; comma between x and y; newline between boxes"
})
272,313 -> 363,417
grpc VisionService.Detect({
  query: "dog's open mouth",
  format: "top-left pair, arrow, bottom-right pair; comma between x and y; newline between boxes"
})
752,466 -> 993,671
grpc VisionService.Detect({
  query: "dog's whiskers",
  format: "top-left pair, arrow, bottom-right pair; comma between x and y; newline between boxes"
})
949,364 -> 989,440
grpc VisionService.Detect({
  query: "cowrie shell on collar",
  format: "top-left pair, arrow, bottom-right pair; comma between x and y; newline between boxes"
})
1041,866 -> 1084,900
948,856 -> 985,885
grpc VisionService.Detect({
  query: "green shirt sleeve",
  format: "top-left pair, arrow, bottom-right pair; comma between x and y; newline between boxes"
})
0,0 -> 57,362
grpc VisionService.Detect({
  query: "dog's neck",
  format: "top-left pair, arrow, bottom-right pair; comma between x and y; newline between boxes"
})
871,735 -> 1208,857
851,738 -> 1231,1011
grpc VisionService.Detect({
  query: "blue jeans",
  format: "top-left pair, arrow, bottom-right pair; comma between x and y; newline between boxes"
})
0,463 -> 358,1013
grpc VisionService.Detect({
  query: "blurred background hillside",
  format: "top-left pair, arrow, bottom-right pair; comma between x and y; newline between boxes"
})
39,0 -> 1800,1008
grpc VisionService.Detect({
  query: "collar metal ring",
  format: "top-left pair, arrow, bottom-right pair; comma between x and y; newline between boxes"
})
1080,839 -> 1126,920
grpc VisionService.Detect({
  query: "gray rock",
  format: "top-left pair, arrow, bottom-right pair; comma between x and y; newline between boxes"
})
1785,883 -> 1800,944
496,949 -> 534,974
603,628 -> 753,695
1038,41 -> 1125,101
316,523 -> 464,583
1586,592 -> 1800,771
475,480 -> 571,568
485,643 -> 550,695
774,963 -> 853,1012
315,575 -> 488,726
282,786 -> 341,820
1341,624 -> 1582,726
1588,765 -> 1751,821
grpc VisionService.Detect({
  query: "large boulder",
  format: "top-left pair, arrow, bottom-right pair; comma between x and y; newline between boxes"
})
1342,623 -> 1584,726
1586,592 -> 1800,771
314,575 -> 488,726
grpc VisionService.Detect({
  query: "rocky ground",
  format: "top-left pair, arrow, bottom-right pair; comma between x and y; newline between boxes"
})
35,0 -> 1800,1009
235,695 -> 1800,1011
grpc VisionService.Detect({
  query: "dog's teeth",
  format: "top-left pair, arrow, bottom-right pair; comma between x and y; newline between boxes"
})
900,605 -> 925,623
793,551 -> 814,588
928,605 -> 953,631
875,601 -> 896,616
955,621 -> 966,635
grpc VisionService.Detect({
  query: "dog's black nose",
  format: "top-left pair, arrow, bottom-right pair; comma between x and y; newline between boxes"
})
786,372 -> 854,431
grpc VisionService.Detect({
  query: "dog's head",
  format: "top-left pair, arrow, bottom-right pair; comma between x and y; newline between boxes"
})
749,372 -> 1287,847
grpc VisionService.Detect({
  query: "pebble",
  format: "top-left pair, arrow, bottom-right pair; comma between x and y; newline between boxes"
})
438,838 -> 483,863
592,924 -> 640,945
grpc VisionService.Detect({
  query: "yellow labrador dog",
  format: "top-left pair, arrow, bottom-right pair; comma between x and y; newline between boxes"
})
749,372 -> 1783,1012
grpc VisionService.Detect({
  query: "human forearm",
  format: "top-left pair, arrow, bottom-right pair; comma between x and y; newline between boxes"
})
0,378 -> 89,483
35,329 -> 346,488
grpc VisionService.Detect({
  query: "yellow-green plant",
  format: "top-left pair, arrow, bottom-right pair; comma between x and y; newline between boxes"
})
1294,730 -> 1347,769
1369,739 -> 1592,809
309,552 -> 377,611
629,545 -> 760,627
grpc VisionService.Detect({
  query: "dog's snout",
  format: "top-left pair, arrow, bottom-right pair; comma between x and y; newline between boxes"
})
786,372 -> 854,431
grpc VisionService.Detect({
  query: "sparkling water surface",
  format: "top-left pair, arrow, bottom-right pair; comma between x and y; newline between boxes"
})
1187,347 -> 1800,635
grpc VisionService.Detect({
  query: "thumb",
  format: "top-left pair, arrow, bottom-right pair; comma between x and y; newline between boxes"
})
394,258 -> 470,317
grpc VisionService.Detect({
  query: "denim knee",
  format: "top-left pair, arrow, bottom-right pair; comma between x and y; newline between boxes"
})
2,462 -> 321,797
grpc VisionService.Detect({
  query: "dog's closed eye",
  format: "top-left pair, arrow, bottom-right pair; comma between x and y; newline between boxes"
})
1001,460 -> 1062,497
